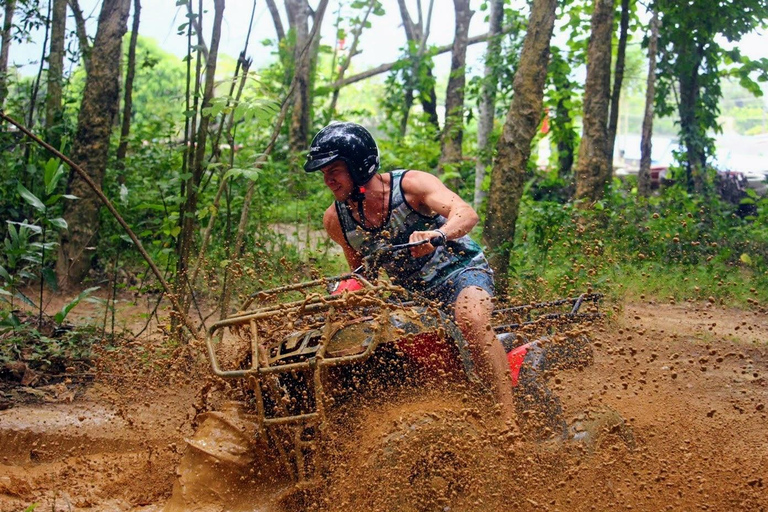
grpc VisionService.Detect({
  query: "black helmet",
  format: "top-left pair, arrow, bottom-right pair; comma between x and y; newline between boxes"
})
304,122 -> 380,186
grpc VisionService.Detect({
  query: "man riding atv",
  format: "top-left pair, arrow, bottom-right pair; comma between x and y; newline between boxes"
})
162,124 -> 630,512
304,121 -> 516,425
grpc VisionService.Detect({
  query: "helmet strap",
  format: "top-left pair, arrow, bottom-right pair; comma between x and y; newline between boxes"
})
350,185 -> 367,226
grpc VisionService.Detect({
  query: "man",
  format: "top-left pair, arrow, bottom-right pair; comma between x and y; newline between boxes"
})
304,121 -> 515,423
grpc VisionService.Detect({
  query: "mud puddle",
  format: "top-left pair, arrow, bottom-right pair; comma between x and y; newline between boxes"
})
1,301 -> 766,511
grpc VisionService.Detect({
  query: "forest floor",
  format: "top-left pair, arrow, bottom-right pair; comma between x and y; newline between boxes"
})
0,289 -> 766,511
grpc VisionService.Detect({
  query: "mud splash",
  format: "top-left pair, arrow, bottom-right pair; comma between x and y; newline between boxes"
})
1,302 -> 766,511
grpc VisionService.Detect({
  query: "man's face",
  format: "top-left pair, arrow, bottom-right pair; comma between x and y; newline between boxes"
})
321,160 -> 354,201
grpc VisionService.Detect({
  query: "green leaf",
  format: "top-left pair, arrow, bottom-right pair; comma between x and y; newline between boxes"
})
15,290 -> 36,307
44,159 -> 65,196
7,221 -> 42,235
0,264 -> 10,281
48,217 -> 68,230
18,183 -> 46,213
42,267 -> 58,290
224,168 -> 261,181
740,253 -> 753,266
54,286 -> 100,324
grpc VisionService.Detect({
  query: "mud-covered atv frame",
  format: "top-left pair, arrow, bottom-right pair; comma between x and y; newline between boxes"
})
204,240 -> 602,485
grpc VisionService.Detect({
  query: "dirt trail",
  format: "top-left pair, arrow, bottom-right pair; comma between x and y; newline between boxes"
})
1,300 -> 766,511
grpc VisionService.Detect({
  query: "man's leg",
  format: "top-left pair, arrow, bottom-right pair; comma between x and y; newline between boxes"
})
454,286 -> 516,426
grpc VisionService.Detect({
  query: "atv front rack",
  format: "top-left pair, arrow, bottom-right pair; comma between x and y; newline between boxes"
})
493,293 -> 603,334
205,274 -> 408,483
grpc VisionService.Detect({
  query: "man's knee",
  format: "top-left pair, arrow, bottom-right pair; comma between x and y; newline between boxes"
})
454,286 -> 492,333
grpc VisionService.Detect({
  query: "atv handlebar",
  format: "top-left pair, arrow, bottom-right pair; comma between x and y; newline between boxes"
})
352,235 -> 445,275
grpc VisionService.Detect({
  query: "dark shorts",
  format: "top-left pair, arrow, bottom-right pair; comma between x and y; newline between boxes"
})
420,268 -> 495,310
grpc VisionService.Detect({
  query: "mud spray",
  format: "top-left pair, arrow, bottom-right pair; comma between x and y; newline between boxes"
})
1,303 -> 766,511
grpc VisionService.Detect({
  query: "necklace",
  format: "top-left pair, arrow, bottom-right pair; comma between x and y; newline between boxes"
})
352,174 -> 388,230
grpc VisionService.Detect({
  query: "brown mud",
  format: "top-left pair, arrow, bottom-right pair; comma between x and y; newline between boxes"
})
1,299 -> 766,511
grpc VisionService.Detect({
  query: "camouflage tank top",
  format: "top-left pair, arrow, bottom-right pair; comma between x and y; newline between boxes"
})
335,169 -> 490,292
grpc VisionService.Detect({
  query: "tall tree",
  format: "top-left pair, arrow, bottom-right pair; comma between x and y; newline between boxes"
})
638,8 -> 659,197
574,0 -> 613,203
282,0 -> 328,155
656,0 -> 768,194
606,0 -> 630,173
437,0 -> 473,183
325,0 -> 381,122
175,0 -> 224,317
547,47 -> 579,180
396,0 -> 439,133
473,0 -> 504,210
55,0 -> 131,288
484,0 -> 557,291
0,0 -> 17,110
68,0 -> 91,73
45,0 -> 67,146
115,0 -> 140,172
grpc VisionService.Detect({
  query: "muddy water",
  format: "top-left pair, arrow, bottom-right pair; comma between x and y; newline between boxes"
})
1,302 -> 766,511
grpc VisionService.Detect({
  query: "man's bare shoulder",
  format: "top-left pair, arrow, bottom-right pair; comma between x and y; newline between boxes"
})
401,169 -> 442,189
323,204 -> 345,243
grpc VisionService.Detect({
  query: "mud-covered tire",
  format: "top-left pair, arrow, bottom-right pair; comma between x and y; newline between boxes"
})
325,395 -> 511,512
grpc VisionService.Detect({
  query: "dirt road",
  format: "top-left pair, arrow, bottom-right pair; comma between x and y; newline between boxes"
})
1,300 -> 765,511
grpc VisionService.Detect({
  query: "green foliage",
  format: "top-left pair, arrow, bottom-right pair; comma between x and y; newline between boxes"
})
508,182 -> 768,306
0,322 -> 103,373
655,0 -> 768,187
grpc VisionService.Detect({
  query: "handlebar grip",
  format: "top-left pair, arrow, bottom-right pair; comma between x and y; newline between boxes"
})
429,235 -> 445,247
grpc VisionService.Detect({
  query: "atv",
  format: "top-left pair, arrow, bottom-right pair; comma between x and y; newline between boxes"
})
164,239 -> 627,511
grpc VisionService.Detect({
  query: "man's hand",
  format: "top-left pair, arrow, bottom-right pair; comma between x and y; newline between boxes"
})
408,230 -> 446,258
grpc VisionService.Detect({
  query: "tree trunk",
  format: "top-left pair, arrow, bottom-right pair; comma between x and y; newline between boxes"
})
574,0 -> 613,203
115,0 -> 140,174
483,0 -> 557,292
68,0 -> 92,74
286,0 -> 328,155
679,43 -> 707,194
44,0 -> 66,148
326,0 -> 375,122
397,0 -> 439,132
265,0 -> 286,42
0,0 -> 16,109
55,0 -> 130,289
638,10 -> 659,197
175,0 -> 224,314
438,0 -> 473,183
606,0 -> 630,174
473,0 -> 503,210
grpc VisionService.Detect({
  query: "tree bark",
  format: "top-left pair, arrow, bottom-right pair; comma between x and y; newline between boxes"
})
265,0 -> 286,42
438,0 -> 473,183
396,0 -> 439,132
68,0 -> 92,74
606,0 -> 630,174
175,0 -> 224,313
679,42 -> 707,194
473,0 -> 503,210
574,0 -> 613,203
0,0 -> 16,109
329,32 -> 494,90
286,0 -> 328,155
115,0 -> 140,173
56,0 -> 131,289
45,0 -> 67,143
483,0 -> 557,292
326,0 -> 376,122
638,10 -> 659,197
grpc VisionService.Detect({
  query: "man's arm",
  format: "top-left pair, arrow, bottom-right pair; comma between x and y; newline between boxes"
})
323,205 -> 364,270
401,170 -> 479,253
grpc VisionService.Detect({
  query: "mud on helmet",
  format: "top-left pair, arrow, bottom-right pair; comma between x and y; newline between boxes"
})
303,122 -> 380,187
